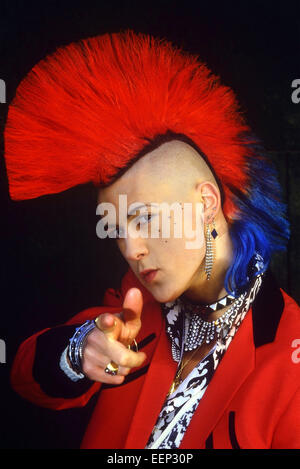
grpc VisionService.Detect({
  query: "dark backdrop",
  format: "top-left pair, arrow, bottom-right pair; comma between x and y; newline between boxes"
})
0,0 -> 299,449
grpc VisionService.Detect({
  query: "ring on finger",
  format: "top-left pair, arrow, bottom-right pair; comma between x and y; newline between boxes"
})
104,360 -> 119,376
127,339 -> 138,352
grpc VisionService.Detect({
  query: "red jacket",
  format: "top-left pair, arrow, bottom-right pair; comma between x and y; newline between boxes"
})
10,269 -> 300,449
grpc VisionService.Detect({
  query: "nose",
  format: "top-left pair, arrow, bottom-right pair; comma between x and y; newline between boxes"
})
123,233 -> 148,261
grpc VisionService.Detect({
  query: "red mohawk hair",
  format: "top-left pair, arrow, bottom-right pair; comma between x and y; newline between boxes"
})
4,30 -> 251,220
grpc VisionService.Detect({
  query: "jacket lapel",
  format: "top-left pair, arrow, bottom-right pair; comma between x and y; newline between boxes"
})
180,308 -> 256,448
124,306 -> 177,448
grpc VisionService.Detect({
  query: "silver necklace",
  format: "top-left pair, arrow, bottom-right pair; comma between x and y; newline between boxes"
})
184,292 -> 246,351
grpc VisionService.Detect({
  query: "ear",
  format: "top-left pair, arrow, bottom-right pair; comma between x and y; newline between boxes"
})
196,181 -> 221,224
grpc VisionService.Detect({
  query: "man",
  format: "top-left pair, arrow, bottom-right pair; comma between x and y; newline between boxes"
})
4,31 -> 300,449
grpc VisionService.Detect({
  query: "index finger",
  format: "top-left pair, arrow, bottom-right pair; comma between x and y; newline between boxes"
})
122,288 -> 143,322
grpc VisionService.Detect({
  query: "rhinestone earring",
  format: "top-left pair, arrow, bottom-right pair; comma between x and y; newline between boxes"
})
204,219 -> 218,280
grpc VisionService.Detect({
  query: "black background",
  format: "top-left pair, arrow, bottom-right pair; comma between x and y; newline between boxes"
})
0,0 -> 299,449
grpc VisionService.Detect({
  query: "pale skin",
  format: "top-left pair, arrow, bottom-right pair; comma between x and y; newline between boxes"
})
81,140 -> 233,385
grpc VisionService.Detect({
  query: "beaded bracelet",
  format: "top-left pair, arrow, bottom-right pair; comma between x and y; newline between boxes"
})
67,320 -> 96,374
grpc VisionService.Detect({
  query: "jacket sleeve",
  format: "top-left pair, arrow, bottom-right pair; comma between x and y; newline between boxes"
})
10,287 -> 124,411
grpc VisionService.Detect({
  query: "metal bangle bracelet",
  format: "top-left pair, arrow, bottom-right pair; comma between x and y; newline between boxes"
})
68,320 -> 96,374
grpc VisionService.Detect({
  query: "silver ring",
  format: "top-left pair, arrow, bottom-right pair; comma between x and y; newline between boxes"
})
128,339 -> 138,352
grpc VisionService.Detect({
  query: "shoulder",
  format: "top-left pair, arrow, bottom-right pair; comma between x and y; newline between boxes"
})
252,278 -> 300,392
249,272 -> 300,382
278,289 -> 300,336
272,289 -> 300,366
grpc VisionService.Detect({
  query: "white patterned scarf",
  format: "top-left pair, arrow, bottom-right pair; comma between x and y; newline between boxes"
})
146,265 -> 264,449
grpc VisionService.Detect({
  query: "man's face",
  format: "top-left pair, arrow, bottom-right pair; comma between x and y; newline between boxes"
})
98,140 -> 212,303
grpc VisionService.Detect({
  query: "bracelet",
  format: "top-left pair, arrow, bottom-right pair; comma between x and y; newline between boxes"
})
60,346 -> 85,381
68,320 -> 96,374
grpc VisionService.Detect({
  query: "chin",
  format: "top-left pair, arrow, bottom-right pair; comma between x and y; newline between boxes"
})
147,285 -> 182,304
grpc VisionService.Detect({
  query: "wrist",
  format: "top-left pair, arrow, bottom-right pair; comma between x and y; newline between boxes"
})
67,319 -> 96,374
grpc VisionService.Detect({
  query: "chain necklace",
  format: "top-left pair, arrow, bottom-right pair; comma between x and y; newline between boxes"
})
167,347 -> 200,397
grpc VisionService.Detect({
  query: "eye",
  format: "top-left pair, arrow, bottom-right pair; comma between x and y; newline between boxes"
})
135,213 -> 158,230
137,213 -> 153,225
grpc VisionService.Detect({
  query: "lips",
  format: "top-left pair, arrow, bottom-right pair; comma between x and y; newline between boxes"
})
139,269 -> 158,284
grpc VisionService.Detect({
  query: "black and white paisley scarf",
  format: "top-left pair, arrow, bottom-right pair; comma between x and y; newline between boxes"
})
146,255 -> 264,449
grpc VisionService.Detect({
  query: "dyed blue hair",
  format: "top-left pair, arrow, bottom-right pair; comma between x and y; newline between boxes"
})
225,140 -> 290,295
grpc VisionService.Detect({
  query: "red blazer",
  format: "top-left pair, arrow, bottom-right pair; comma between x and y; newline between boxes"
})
10,269 -> 300,449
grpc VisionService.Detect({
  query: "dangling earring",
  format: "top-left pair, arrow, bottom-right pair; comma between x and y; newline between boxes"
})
204,219 -> 218,280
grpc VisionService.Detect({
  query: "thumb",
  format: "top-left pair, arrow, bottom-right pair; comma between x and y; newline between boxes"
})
94,312 -> 122,342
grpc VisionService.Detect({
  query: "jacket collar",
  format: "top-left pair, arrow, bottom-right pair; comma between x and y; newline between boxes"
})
251,270 -> 284,347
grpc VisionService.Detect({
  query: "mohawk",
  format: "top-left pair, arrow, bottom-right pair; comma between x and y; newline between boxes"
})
4,30 -> 251,221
